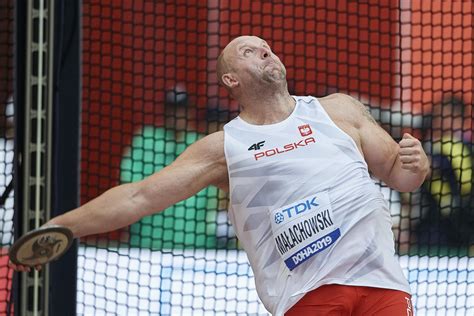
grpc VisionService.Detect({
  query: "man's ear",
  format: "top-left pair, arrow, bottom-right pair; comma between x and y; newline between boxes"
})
222,73 -> 239,89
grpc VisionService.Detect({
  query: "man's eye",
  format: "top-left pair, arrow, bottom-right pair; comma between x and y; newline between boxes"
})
244,49 -> 253,56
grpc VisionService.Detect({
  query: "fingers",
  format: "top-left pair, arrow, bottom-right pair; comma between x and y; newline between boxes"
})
8,260 -> 42,272
399,154 -> 419,164
399,139 -> 418,149
399,146 -> 421,156
399,133 -> 419,149
398,133 -> 428,173
399,134 -> 422,160
8,261 -> 30,272
400,162 -> 417,171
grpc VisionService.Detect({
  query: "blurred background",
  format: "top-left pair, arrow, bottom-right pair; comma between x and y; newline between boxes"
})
1,1 -> 472,315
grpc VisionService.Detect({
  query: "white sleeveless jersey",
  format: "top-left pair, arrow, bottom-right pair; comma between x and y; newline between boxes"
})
223,96 -> 410,315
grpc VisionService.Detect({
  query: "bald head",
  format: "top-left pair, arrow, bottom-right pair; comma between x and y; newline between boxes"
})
216,50 -> 231,88
216,36 -> 266,88
216,35 -> 288,101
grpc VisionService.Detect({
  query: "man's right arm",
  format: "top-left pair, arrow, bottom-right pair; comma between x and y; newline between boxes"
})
47,131 -> 228,238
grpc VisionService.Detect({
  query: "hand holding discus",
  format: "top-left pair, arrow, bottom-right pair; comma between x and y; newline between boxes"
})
8,225 -> 74,272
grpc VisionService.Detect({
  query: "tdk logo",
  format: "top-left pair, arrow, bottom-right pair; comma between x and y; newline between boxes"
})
274,212 -> 284,224
275,197 -> 319,223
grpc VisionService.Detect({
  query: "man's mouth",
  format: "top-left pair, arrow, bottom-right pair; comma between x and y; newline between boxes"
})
264,60 -> 277,69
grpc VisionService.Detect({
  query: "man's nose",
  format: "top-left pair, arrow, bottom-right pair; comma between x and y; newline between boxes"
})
260,47 -> 270,59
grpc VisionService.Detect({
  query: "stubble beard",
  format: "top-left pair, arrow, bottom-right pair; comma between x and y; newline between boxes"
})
261,63 -> 286,84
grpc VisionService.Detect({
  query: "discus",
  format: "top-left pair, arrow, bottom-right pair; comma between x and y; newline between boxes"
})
8,225 -> 74,267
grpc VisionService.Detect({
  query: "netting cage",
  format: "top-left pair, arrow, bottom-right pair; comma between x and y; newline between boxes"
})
2,1 -> 473,315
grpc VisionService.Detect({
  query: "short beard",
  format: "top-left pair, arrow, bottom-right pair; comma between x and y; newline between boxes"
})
262,67 -> 286,83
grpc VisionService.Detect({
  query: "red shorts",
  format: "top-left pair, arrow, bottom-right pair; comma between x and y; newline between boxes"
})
286,284 -> 413,316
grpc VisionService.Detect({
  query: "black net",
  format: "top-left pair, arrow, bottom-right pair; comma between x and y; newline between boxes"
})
78,1 -> 473,314
0,0 -> 14,314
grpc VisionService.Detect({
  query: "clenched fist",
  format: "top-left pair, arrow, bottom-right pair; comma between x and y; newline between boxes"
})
398,133 -> 429,174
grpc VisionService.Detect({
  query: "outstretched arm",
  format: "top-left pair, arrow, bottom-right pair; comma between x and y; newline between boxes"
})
48,131 -> 227,238
10,131 -> 227,272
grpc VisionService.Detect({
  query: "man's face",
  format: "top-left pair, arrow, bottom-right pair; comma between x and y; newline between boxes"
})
225,36 -> 287,87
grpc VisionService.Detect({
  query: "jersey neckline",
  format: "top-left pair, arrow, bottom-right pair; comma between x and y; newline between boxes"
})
234,95 -> 299,130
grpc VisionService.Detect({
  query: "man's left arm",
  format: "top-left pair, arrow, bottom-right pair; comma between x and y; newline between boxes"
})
347,96 -> 430,192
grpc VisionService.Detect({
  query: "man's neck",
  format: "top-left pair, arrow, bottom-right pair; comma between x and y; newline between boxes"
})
238,91 -> 295,125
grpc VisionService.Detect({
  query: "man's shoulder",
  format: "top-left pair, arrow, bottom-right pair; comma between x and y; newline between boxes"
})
202,130 -> 224,142
192,131 -> 225,155
174,131 -> 226,168
318,93 -> 364,122
318,93 -> 358,106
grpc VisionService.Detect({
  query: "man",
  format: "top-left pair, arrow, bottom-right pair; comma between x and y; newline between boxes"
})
11,36 -> 429,315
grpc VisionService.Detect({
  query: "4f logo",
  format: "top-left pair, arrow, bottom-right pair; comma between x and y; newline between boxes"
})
298,124 -> 312,137
248,141 -> 265,151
